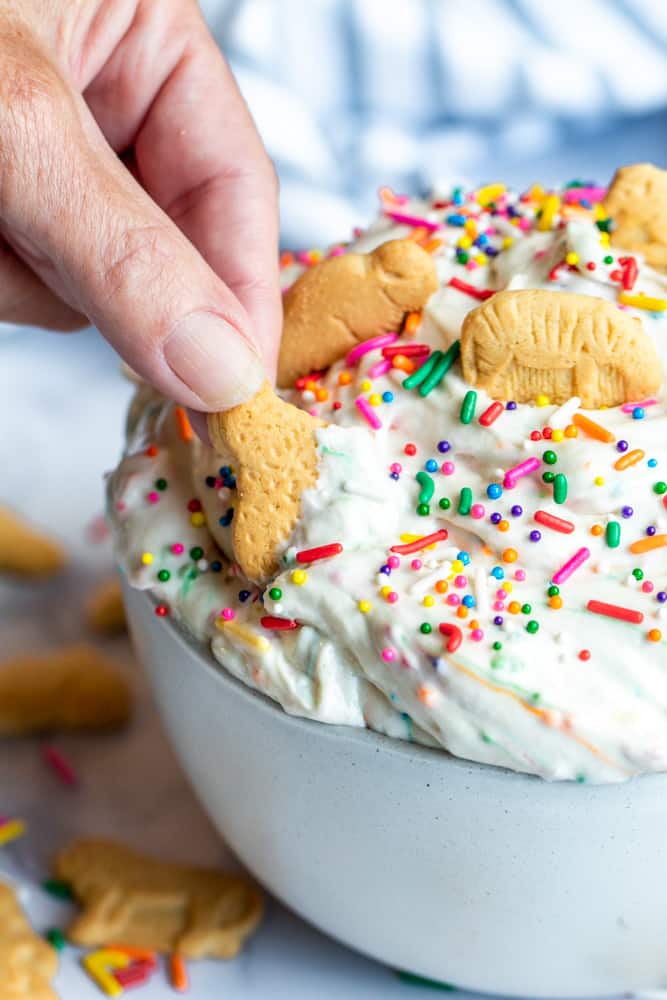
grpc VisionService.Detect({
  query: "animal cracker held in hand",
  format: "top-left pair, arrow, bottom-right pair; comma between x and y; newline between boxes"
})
604,162 -> 667,272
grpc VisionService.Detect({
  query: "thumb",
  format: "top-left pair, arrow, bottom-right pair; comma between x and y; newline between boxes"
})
0,35 -> 265,411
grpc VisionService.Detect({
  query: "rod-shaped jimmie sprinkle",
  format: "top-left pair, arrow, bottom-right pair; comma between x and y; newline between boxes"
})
503,456 -> 541,489
390,529 -> 448,554
345,332 -> 398,366
551,547 -> 590,585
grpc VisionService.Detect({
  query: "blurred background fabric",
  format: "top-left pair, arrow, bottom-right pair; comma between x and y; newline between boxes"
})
200,0 -> 667,247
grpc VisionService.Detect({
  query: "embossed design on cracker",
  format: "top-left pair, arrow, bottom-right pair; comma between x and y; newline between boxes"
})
0,645 -> 131,736
208,382 -> 323,582
0,881 -> 58,1000
54,839 -> 263,959
278,239 -> 438,387
460,289 -> 662,408
86,577 -> 126,635
604,163 -> 667,271
0,506 -> 66,577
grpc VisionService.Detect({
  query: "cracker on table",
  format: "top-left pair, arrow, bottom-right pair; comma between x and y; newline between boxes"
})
0,506 -> 66,578
85,578 -> 126,635
0,881 -> 58,1000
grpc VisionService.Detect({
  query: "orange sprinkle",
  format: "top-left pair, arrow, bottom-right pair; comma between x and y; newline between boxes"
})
110,946 -> 157,967
315,388 -> 329,402
590,524 -> 603,536
614,448 -> 644,471
648,629 -> 663,643
502,548 -> 518,563
338,371 -> 352,386
435,580 -> 448,594
378,185 -> 400,205
403,311 -> 422,336
174,406 -> 193,443
456,605 -> 469,619
508,601 -> 521,614
279,250 -> 294,268
629,534 -> 667,555
572,412 -> 615,443
549,595 -> 563,609
417,685 -> 435,705
498,519 -> 510,532
392,355 -> 416,373
170,954 -> 189,993
421,237 -> 443,254
405,226 -> 429,243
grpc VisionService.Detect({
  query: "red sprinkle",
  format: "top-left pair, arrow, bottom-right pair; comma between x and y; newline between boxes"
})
42,746 -> 78,787
586,600 -> 643,625
404,443 -> 417,456
479,401 -> 504,427
155,604 -> 169,617
448,277 -> 495,301
260,616 -> 299,630
296,543 -> 343,564
187,499 -> 202,513
578,649 -> 591,661
391,529 -> 449,555
145,445 -> 159,457
534,510 -> 575,534
382,343 -> 430,358
439,622 -> 463,653
114,961 -> 154,988
622,256 -> 638,290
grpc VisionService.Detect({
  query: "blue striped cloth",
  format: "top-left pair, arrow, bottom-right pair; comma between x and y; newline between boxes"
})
200,0 -> 667,247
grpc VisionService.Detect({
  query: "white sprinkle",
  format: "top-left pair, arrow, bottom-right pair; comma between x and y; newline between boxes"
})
549,396 -> 581,428
473,567 -> 490,618
343,481 -> 384,502
409,564 -> 452,598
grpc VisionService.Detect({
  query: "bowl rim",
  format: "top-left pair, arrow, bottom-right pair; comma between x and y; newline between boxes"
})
123,579 -> 666,795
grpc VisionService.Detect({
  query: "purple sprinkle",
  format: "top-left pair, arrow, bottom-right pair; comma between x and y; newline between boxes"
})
529,530 -> 542,542
380,565 -> 391,575
238,590 -> 251,602
647,525 -> 657,536
616,440 -> 629,453
437,440 -> 451,454
493,615 -> 504,626
390,472 -> 400,481
622,506 -> 634,518
506,401 -> 517,411
511,505 -> 523,517
490,512 -> 502,525
657,592 -> 667,603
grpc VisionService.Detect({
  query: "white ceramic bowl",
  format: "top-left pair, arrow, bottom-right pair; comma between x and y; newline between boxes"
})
124,582 -> 667,997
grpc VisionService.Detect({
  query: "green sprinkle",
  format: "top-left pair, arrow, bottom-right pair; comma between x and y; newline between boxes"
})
480,730 -> 493,744
416,471 -> 435,504
417,503 -> 431,516
654,481 -> 667,495
438,497 -> 451,510
547,585 -> 560,597
189,546 -> 204,560
526,620 -> 539,634
596,219 -> 613,234
576,773 -> 587,783
521,603 -> 532,614
530,692 -> 541,704
553,473 -> 568,504
542,471 -> 555,484
492,641 -> 502,651
605,521 -> 621,548
542,450 -> 557,465
155,478 -> 168,490
456,250 -> 469,264
420,622 -> 433,634
458,487 -> 473,516
46,928 -> 66,951
157,569 -> 171,582
396,971 -> 455,991
402,350 -> 442,390
269,587 -> 282,601
459,389 -> 477,424
418,341 -> 461,397
633,567 -> 644,581
603,253 -> 614,264
42,879 -> 73,900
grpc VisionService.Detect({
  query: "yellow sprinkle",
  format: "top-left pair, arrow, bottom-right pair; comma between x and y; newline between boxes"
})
216,618 -> 270,652
594,476 -> 605,486
380,585 -> 392,598
474,253 -> 488,266
551,429 -> 564,442
619,292 -> 667,312
140,552 -> 153,565
594,203 -> 606,220
476,183 -> 506,207
536,394 -> 551,407
0,819 -> 26,847
451,559 -> 464,573
537,193 -> 560,231
464,218 -> 478,235
529,183 -> 545,202
502,237 -> 514,248
565,251 -> 579,266
422,595 -> 435,607
504,581 -> 513,593
358,600 -> 372,613
599,232 -> 610,247
190,512 -> 206,527
360,379 -> 372,391
291,569 -> 307,585
368,393 -> 382,406
82,950 -> 130,998
400,533 -> 438,551
457,235 -> 473,249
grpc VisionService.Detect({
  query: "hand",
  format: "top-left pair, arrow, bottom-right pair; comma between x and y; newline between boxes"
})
0,0 -> 281,410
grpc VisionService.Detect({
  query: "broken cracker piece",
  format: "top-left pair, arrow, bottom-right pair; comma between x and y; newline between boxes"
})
85,578 -> 126,635
604,162 -> 667,272
0,644 -> 131,736
278,238 -> 438,387
0,506 -> 66,578
208,382 -> 323,582
54,839 -> 263,960
460,288 -> 662,408
0,881 -> 58,1000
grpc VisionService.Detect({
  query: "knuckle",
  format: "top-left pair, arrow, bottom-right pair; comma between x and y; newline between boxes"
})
98,224 -> 182,305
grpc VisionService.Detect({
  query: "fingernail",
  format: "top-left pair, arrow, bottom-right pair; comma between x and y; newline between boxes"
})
164,312 -> 265,409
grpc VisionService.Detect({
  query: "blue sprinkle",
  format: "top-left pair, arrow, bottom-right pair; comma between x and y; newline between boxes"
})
382,391 -> 394,403
219,509 -> 234,527
648,458 -> 658,467
210,560 -> 223,572
457,551 -> 471,565
632,407 -> 645,420
486,483 -> 503,500
425,459 -> 439,473
462,595 -> 475,608
447,213 -> 466,226
491,566 -> 505,580
219,466 -> 231,477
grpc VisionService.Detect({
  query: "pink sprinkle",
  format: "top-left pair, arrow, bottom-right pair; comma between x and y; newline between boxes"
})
387,592 -> 399,604
411,559 -> 422,571
367,358 -> 392,379
470,503 -> 485,519
621,399 -> 658,413
562,185 -> 607,204
446,594 -> 460,606
471,629 -> 484,641
171,543 -> 184,555
328,246 -> 346,257
43,746 -> 77,787
115,501 -> 127,512
390,463 -> 402,474
454,575 -> 467,588
642,581 -> 654,593
147,492 -> 159,504
497,589 -> 508,600
387,555 -> 400,569
514,569 -> 526,581
383,210 -> 442,232
493,601 -> 505,612
382,647 -> 397,662
355,396 -> 382,430
441,461 -> 455,475
503,457 -> 541,489
221,607 -> 235,621
552,547 -> 590,586
346,332 -> 398,365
